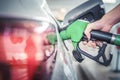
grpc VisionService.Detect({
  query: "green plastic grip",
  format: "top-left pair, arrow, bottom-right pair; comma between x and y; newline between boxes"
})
47,19 -> 89,50
60,20 -> 89,49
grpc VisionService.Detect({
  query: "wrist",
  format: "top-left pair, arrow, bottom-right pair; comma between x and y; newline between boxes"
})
98,18 -> 113,31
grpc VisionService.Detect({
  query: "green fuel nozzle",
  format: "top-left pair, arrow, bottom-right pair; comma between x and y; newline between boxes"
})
59,20 -> 89,50
47,19 -> 120,66
47,19 -> 89,50
47,19 -> 120,49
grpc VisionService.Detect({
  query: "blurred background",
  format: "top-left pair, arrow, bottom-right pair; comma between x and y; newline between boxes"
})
46,0 -> 120,80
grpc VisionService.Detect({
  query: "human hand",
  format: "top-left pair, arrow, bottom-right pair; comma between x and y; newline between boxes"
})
85,20 -> 112,39
84,20 -> 113,47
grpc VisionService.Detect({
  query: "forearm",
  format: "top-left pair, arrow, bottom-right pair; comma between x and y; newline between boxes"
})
101,4 -> 120,27
85,4 -> 120,39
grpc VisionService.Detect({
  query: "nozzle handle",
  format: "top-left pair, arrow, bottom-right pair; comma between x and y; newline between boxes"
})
90,30 -> 113,43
